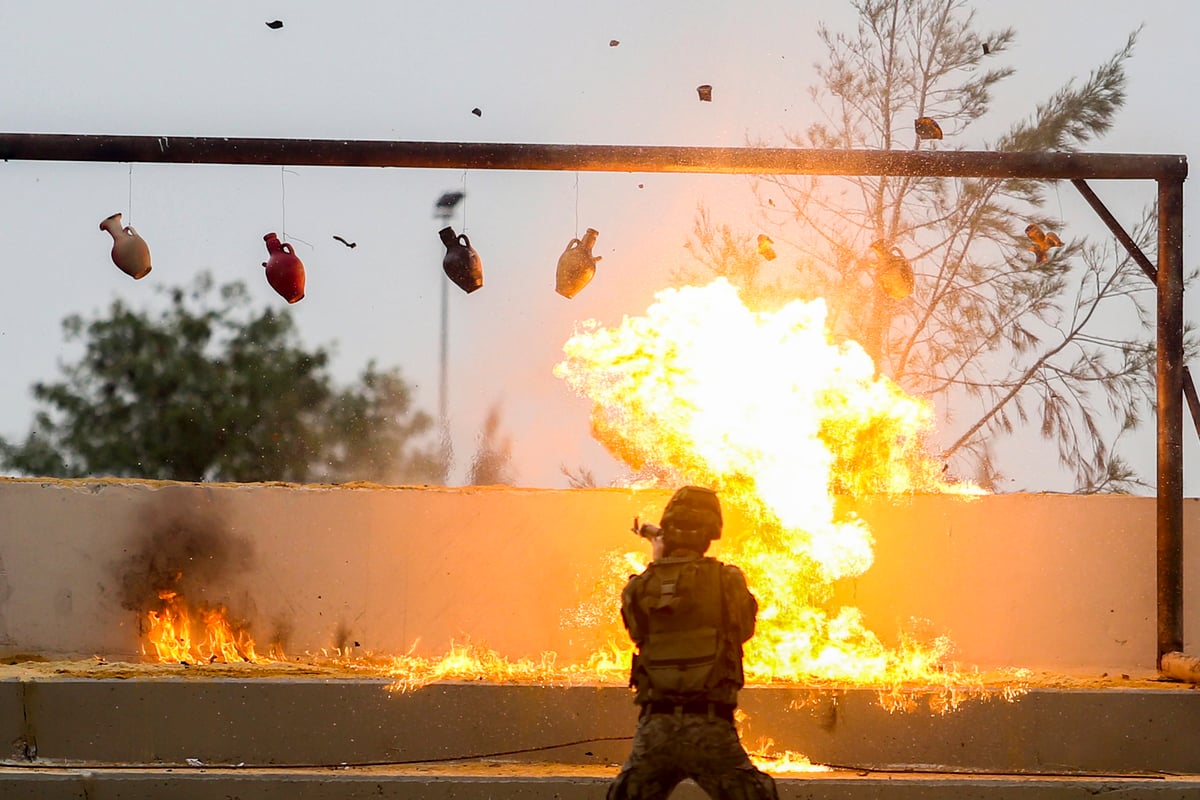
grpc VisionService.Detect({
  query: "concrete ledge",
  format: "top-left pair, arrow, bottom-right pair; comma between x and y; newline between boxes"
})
4,679 -> 632,767
3,680 -> 1199,776
0,765 -> 1198,800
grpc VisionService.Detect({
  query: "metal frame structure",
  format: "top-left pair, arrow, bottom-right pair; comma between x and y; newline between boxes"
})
0,133 -> 1187,667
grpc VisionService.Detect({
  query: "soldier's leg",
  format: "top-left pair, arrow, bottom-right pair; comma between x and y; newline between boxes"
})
607,716 -> 686,800
702,765 -> 779,800
607,766 -> 681,800
687,719 -> 779,800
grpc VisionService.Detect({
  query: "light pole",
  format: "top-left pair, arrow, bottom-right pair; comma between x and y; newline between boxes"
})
433,190 -> 465,478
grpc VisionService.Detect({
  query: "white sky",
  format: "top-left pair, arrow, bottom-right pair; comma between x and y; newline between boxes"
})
0,1 -> 1195,492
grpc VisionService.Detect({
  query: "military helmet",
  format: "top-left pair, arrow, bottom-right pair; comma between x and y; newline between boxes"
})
659,485 -> 722,542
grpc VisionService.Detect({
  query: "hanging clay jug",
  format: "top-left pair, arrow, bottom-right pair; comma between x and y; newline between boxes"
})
99,213 -> 152,280
869,240 -> 914,301
877,250 -> 914,300
262,232 -> 305,303
555,228 -> 601,299
439,226 -> 483,293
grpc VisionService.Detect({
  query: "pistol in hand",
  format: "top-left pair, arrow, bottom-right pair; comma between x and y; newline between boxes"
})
631,517 -> 661,539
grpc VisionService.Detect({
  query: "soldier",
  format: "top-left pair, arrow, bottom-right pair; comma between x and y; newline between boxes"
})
607,486 -> 779,800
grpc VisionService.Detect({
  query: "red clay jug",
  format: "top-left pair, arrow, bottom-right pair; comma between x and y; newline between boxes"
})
439,226 -> 483,293
555,228 -> 601,299
262,232 -> 305,303
99,213 -> 152,280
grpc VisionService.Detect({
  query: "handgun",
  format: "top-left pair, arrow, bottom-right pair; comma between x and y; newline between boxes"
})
631,517 -> 661,539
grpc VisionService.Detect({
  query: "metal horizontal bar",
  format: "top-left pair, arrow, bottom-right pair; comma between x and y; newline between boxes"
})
0,133 -> 1187,181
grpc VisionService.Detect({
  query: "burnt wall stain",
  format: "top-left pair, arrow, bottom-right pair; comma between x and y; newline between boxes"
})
16,680 -> 36,761
113,488 -> 256,622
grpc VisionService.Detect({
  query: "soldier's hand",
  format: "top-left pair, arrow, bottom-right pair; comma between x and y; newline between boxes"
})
651,535 -> 665,561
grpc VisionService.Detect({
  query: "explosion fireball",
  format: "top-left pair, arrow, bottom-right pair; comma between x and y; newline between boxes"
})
554,278 -> 983,690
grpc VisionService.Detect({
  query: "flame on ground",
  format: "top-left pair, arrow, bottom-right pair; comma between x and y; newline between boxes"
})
143,589 -> 267,664
748,738 -> 832,774
383,640 -> 631,694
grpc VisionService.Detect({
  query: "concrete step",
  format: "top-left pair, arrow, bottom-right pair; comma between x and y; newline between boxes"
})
0,763 -> 1198,800
2,674 -> 1198,775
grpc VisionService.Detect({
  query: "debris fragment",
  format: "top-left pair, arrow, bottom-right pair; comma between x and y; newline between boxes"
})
471,107 -> 482,117
333,235 -> 357,249
1025,223 -> 1064,263
609,39 -> 620,47
982,42 -> 991,55
696,84 -> 713,102
757,234 -> 776,261
914,116 -> 943,140
436,191 -> 465,214
265,20 -> 283,29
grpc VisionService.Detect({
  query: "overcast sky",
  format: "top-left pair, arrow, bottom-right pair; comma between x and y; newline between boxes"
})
0,1 -> 1195,492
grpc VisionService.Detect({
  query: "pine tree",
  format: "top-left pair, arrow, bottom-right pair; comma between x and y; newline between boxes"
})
683,0 -> 1169,491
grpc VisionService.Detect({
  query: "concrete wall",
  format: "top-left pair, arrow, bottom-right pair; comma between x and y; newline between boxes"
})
0,478 -> 1196,673
840,493 -> 1199,674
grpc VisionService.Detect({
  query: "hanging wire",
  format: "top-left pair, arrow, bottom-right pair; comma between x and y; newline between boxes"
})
460,170 -> 468,232
280,166 -> 287,241
278,167 -> 312,248
574,171 -> 580,239
127,164 -> 134,226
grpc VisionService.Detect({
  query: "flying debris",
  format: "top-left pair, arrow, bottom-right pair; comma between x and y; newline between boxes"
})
471,107 -> 482,117
982,42 -> 991,55
609,39 -> 620,47
265,20 -> 283,29
870,240 -> 915,300
696,84 -> 713,102
757,234 -> 777,261
1025,223 -> 1064,264
332,235 -> 357,249
435,191 -> 466,217
914,116 -> 943,140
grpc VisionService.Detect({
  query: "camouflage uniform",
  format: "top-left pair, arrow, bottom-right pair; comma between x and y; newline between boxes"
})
607,548 -> 779,800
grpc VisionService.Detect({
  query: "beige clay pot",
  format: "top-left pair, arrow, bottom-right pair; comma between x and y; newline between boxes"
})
99,213 -> 152,280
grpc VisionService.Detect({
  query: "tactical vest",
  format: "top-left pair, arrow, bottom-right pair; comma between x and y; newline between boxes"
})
636,555 -> 725,698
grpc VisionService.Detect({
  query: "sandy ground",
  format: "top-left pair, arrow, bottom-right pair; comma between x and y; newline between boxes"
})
0,653 -> 1185,691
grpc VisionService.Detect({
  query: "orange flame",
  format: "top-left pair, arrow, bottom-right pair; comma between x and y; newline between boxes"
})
748,738 -> 832,774
143,588 -> 265,664
384,641 -> 629,693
